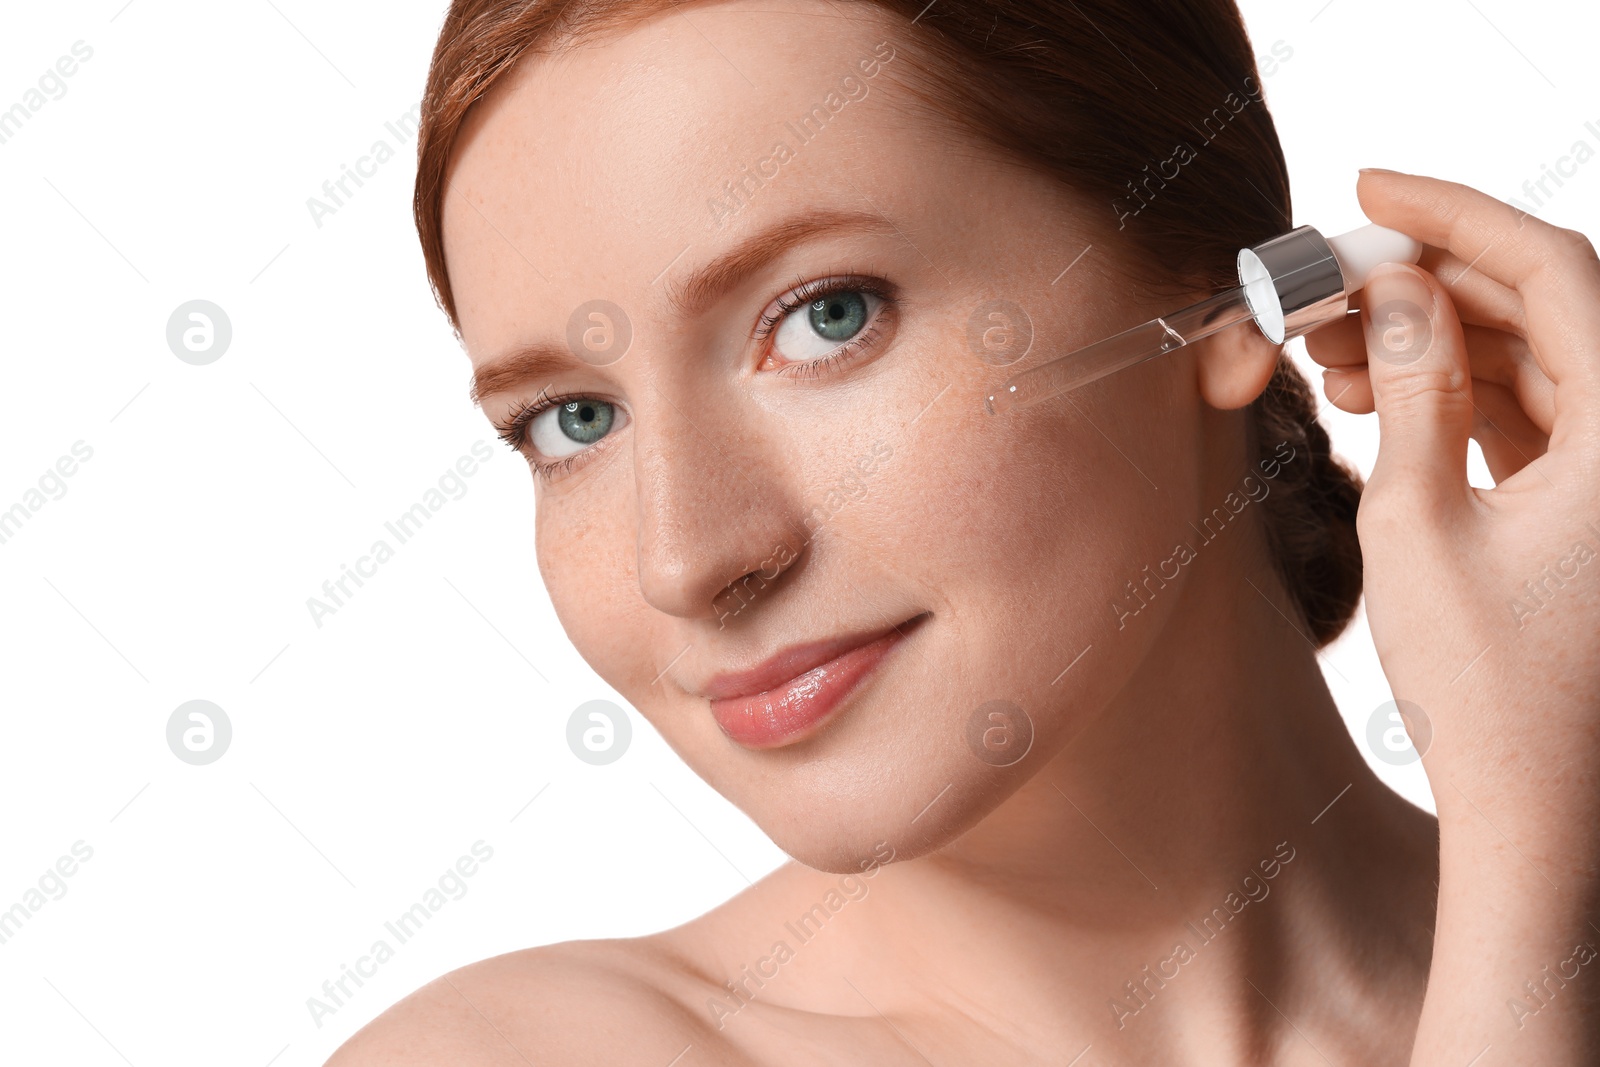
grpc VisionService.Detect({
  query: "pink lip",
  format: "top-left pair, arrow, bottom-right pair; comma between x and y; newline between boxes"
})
706,615 -> 926,749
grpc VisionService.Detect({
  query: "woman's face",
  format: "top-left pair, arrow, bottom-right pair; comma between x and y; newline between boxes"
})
443,0 -> 1215,873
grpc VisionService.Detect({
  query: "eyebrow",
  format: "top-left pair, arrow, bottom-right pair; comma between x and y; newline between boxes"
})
468,208 -> 901,407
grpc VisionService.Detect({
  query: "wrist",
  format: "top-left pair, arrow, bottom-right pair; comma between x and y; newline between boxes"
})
1419,823 -> 1600,1063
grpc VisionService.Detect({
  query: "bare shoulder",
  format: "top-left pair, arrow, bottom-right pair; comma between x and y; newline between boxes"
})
323,936 -> 750,1067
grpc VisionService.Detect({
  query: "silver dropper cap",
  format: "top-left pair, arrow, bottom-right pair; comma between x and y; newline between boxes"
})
1236,224 -> 1347,345
1236,222 -> 1426,345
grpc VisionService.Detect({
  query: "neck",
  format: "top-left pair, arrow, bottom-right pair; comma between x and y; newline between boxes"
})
834,521 -> 1438,1056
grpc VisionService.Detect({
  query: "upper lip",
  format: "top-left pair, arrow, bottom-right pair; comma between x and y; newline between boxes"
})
695,614 -> 925,701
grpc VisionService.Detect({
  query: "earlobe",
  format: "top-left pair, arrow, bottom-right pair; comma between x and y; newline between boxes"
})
1193,322 -> 1284,411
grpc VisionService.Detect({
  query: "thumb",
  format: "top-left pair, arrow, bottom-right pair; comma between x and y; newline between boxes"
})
1359,261 -> 1474,517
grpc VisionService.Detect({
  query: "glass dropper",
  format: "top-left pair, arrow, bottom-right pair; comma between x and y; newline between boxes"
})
984,286 -> 1256,414
984,222 -> 1424,416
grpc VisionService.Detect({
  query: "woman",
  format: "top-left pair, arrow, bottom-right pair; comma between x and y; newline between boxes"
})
331,0 -> 1600,1061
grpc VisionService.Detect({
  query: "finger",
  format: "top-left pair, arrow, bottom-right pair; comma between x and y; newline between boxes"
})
1356,169 -> 1600,400
1360,261 -> 1475,516
1460,324 -> 1556,435
1305,311 -> 1366,368
1319,362 -> 1546,446
1468,379 -> 1551,483
1351,246 -> 1528,334
1418,245 -> 1527,335
1308,315 -> 1555,434
1313,250 -> 1527,366
1322,366 -> 1374,414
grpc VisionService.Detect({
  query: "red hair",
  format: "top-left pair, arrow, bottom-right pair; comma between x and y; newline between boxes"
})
412,0 -> 1364,646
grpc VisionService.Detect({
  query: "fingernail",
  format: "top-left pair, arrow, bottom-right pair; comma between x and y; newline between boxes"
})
1362,263 -> 1434,367
1359,167 -> 1405,175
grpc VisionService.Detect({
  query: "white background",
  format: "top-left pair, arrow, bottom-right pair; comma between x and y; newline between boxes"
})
1,1 -> 1595,1063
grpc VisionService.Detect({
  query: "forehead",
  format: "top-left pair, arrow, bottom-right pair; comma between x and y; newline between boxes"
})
439,0 -> 928,360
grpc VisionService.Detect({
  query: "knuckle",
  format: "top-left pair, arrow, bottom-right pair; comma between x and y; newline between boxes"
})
1379,367 -> 1470,410
1556,224 -> 1597,255
1356,488 -> 1416,539
1556,225 -> 1600,270
1524,220 -> 1599,275
1357,478 -> 1442,538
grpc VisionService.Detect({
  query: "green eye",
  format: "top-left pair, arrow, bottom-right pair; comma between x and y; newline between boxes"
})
775,289 -> 883,362
808,293 -> 868,341
532,398 -> 616,457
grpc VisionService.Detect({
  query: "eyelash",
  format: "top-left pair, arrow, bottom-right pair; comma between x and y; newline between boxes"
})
497,271 -> 896,482
494,388 -> 592,483
754,272 -> 895,379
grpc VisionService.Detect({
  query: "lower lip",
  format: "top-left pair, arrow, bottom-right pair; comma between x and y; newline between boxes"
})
709,622 -> 917,750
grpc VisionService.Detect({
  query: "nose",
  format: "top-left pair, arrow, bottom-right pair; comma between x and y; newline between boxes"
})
631,386 -> 803,621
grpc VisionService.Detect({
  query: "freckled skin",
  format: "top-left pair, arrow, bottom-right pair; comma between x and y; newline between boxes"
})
326,2 -> 1458,1064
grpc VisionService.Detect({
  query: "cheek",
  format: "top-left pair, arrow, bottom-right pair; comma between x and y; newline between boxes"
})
888,396 -> 1190,607
842,369 -> 1201,717
535,481 -> 653,691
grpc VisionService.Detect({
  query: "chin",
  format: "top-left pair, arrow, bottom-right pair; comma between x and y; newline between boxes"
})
653,610 -> 1096,876
708,700 -> 1045,875
759,774 -> 1033,875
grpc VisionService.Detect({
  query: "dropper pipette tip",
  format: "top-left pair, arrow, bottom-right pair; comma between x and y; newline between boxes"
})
984,384 -> 1018,416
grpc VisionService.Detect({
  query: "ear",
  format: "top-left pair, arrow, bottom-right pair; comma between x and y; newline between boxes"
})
1192,320 -> 1283,411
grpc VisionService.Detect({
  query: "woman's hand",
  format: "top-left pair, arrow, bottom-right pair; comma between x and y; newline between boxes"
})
1305,169 -> 1600,1065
